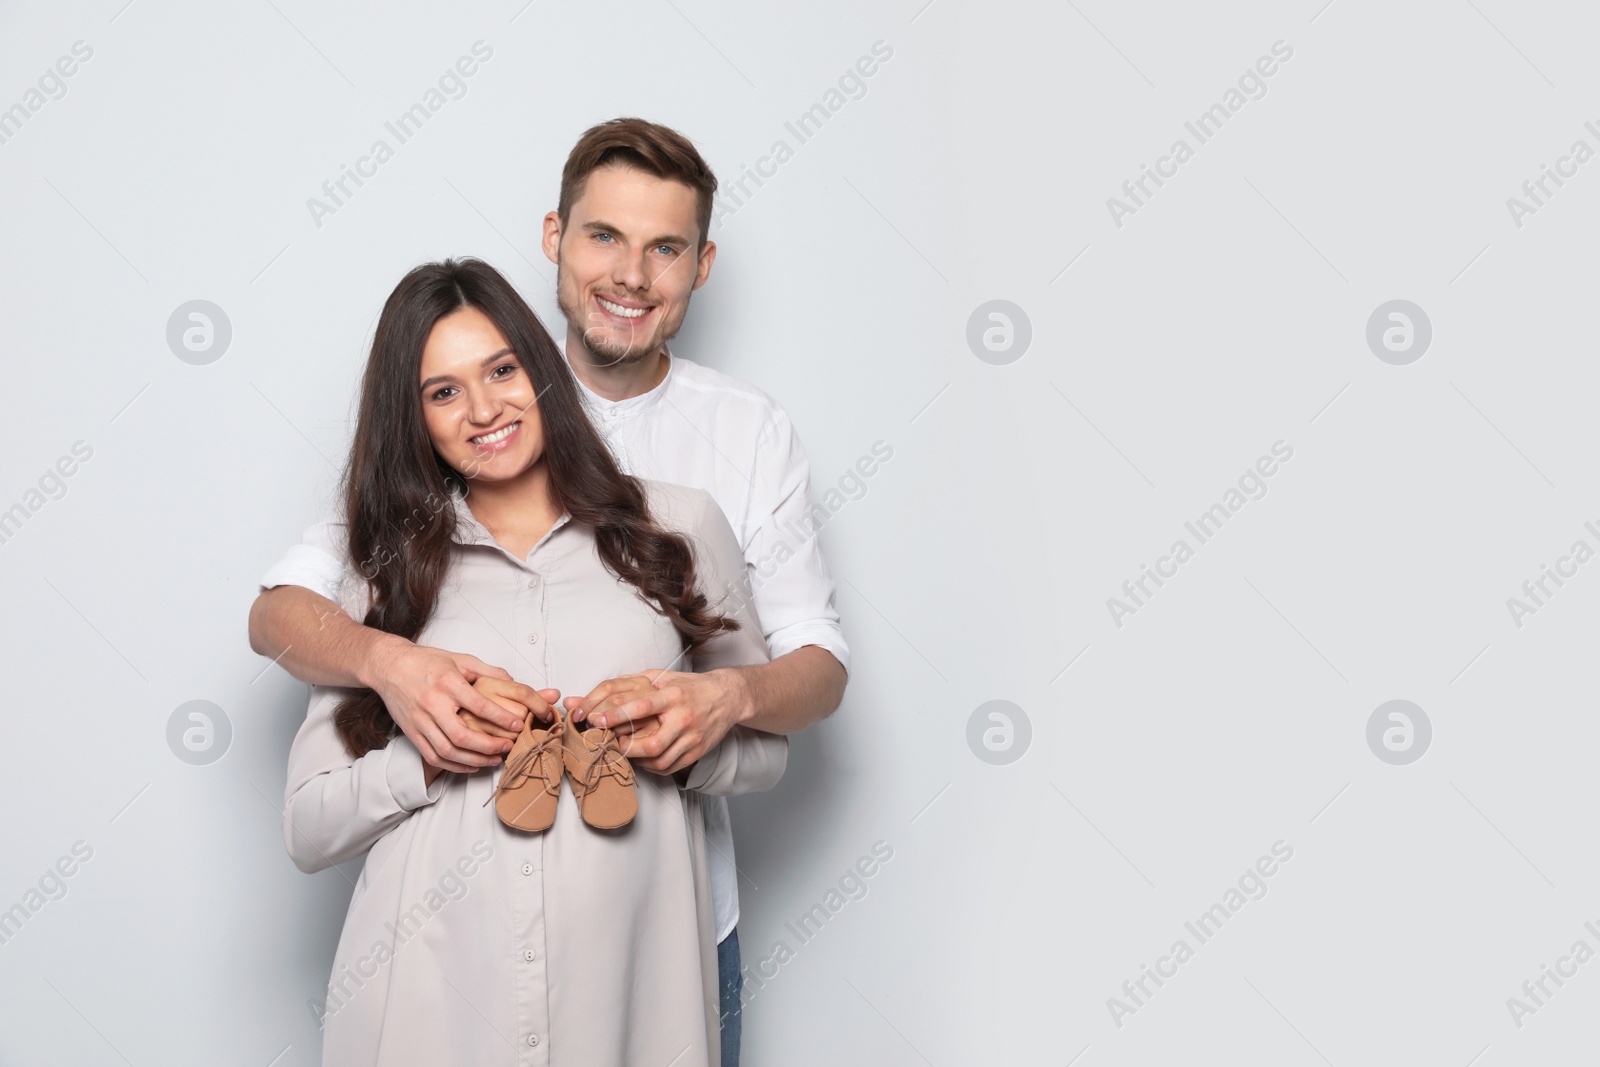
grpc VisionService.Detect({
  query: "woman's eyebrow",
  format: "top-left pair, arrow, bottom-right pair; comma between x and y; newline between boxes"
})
420,348 -> 515,390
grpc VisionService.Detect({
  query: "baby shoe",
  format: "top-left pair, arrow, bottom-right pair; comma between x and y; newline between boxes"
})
483,707 -> 566,832
561,713 -> 638,829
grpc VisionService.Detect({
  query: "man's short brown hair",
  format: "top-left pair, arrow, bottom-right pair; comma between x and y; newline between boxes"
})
558,117 -> 719,246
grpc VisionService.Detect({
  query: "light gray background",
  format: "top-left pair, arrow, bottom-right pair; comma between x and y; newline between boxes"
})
2,0 -> 1596,1064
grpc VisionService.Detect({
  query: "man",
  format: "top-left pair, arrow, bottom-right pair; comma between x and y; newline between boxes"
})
248,117 -> 849,1065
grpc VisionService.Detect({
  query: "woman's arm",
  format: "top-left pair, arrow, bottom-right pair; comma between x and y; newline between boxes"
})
282,685 -> 449,873
676,723 -> 787,796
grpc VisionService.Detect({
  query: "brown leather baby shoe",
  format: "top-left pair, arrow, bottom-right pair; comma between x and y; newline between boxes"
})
561,713 -> 638,829
483,706 -> 566,833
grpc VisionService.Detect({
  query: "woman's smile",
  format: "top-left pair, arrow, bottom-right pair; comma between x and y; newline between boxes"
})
468,420 -> 521,453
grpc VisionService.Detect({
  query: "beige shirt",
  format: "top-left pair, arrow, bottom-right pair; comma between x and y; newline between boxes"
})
282,479 -> 786,1066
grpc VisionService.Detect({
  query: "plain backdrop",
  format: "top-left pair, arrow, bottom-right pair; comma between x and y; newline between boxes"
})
4,1 -> 1600,1064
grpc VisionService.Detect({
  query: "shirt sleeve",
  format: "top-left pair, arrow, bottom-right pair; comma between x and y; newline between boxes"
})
740,407 -> 851,675
281,684 -> 448,874
259,517 -> 349,604
674,488 -> 788,797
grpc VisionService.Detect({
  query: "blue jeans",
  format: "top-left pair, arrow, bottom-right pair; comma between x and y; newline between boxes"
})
717,929 -> 742,1067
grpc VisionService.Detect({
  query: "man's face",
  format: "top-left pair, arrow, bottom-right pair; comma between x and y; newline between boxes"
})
543,163 -> 716,366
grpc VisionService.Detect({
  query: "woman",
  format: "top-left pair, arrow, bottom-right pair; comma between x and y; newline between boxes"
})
281,257 -> 785,1065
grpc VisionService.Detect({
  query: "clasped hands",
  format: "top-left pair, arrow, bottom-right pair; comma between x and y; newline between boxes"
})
377,642 -> 750,779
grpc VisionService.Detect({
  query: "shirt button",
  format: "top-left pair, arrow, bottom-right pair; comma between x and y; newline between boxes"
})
521,862 -> 534,876
527,1035 -> 540,1047
527,577 -> 539,588
527,633 -> 539,644
524,949 -> 536,961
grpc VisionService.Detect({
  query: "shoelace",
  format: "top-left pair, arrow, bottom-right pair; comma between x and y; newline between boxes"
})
571,728 -> 636,794
482,724 -> 564,808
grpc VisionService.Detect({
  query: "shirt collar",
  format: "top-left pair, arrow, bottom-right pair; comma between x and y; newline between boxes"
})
560,330 -> 675,422
446,484 -> 571,555
447,486 -> 490,546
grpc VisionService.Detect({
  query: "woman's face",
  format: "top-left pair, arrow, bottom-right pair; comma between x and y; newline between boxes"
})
418,306 -> 545,483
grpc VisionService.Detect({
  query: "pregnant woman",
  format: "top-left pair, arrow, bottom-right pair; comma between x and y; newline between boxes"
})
281,257 -> 785,1065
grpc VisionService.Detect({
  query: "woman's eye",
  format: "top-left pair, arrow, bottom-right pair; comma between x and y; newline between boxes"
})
431,386 -> 457,401
492,364 -> 516,379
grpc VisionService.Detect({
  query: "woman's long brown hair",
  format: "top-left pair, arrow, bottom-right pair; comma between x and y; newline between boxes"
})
332,257 -> 737,759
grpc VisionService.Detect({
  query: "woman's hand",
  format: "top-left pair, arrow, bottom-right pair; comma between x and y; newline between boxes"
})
467,675 -> 561,736
456,710 -> 523,742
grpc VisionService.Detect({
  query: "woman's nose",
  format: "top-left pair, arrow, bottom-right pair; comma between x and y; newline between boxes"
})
468,390 -> 498,425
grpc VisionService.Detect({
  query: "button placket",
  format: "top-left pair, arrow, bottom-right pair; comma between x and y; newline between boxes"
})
511,548 -> 553,1065
525,558 -> 552,682
510,548 -> 552,683
511,844 -> 550,1066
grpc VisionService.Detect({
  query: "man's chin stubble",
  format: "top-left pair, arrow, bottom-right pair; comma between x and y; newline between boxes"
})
556,277 -> 689,368
577,332 -> 660,367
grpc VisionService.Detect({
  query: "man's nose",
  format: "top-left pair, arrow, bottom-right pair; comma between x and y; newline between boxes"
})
612,248 -> 649,292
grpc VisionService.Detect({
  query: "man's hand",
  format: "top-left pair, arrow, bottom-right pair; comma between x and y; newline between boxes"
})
569,668 -> 753,776
366,636 -> 550,774
565,673 -> 657,728
430,680 -> 559,789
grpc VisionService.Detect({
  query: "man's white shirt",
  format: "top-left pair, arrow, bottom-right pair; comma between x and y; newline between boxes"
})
260,345 -> 849,942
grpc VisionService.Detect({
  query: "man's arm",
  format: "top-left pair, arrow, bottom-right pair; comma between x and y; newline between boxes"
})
579,644 -> 843,775
587,644 -> 841,732
726,643 -> 846,734
248,578 -> 537,775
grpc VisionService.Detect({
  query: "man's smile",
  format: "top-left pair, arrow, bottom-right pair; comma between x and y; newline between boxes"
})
595,294 -> 653,321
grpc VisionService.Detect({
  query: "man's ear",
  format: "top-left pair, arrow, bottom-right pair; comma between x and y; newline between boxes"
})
692,239 -> 716,291
541,211 -> 562,265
